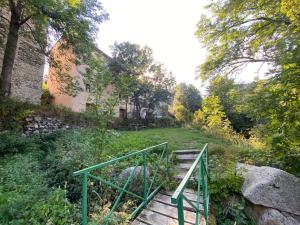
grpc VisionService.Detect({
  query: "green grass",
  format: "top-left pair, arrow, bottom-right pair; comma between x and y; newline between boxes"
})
108,127 -> 235,153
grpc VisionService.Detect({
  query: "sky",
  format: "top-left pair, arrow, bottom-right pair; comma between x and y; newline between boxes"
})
96,0 -> 268,92
96,0 -> 208,90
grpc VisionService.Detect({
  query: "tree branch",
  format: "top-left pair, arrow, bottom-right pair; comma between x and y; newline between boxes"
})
24,21 -> 47,54
0,14 -> 10,22
20,15 -> 32,26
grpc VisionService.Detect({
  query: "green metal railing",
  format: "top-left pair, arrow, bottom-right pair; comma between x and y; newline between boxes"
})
73,142 -> 169,225
171,143 -> 209,225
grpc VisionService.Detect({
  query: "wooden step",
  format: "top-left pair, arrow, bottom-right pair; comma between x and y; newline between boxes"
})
174,149 -> 200,154
132,190 -> 205,225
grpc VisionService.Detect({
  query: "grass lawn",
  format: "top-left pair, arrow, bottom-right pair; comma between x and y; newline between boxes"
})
108,127 -> 237,154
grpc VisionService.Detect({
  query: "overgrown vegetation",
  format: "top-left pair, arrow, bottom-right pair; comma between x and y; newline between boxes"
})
0,127 -> 260,224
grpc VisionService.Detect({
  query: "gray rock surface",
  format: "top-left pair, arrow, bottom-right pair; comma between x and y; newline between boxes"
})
23,116 -> 75,136
241,166 -> 300,216
236,162 -> 259,176
246,202 -> 300,225
119,166 -> 150,192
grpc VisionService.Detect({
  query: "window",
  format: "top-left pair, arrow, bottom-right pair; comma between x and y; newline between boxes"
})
85,83 -> 91,93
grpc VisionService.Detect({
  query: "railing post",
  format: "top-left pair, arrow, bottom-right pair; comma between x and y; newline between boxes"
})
205,145 -> 209,216
166,143 -> 169,175
82,172 -> 88,225
200,159 -> 208,221
143,152 -> 148,201
206,145 -> 209,176
195,159 -> 201,225
177,194 -> 185,225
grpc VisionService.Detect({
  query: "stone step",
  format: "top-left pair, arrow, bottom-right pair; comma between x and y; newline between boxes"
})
177,163 -> 199,170
174,169 -> 199,181
174,149 -> 200,155
176,154 -> 199,161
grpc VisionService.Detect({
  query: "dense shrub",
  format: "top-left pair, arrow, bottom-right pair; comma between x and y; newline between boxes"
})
0,97 -> 34,131
0,151 -> 77,224
41,82 -> 54,105
0,133 -> 39,155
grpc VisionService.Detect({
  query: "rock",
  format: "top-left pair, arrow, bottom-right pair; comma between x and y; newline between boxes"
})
245,202 -> 300,225
26,117 -> 33,122
119,166 -> 150,181
241,166 -> 300,216
34,116 -> 42,122
33,130 -> 39,134
236,162 -> 259,176
119,166 -> 150,193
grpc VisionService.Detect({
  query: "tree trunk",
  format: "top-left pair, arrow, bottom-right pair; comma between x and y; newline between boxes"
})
0,10 -> 20,96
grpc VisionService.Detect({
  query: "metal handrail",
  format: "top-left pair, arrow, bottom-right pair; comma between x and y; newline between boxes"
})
73,142 -> 169,225
171,143 -> 209,225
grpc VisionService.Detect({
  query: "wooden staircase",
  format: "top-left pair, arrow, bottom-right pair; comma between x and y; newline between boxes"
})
132,149 -> 205,225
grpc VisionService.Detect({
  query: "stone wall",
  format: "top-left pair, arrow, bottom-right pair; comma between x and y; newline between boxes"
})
0,10 -> 44,105
24,116 -> 77,136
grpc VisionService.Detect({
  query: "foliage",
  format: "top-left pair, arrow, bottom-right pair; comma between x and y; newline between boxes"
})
110,42 -> 176,119
89,202 -> 131,225
172,83 -> 202,123
110,42 -> 153,77
195,0 -> 299,80
0,147 -> 76,225
0,97 -> 33,131
208,76 -> 253,134
41,82 -> 53,105
0,0 -> 108,95
200,95 -> 231,132
195,0 -> 300,175
215,197 -> 254,225
0,132 -> 41,155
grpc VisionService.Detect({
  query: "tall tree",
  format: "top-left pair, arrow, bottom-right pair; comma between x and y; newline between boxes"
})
196,0 -> 300,172
195,0 -> 299,80
0,0 -> 108,96
173,83 -> 202,123
109,41 -> 153,77
208,76 -> 253,134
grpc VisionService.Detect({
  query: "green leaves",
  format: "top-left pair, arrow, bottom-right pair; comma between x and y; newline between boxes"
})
172,83 -> 202,123
195,0 -> 296,79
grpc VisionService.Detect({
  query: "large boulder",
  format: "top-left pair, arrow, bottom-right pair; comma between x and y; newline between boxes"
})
241,166 -> 300,216
118,166 -> 151,193
245,202 -> 300,225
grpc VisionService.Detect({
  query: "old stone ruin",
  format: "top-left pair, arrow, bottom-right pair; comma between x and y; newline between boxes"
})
0,9 -> 44,105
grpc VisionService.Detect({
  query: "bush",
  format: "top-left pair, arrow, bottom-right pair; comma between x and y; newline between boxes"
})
0,133 -> 40,155
41,82 -> 53,105
0,97 -> 34,131
0,151 -> 77,225
153,116 -> 176,127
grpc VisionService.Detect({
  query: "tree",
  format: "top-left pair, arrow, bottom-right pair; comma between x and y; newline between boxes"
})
109,41 -> 153,77
84,56 -> 119,152
208,76 -> 253,134
196,0 -> 300,167
109,42 -> 175,119
109,42 -> 154,118
136,63 -> 176,118
172,83 -> 202,123
0,0 -> 108,96
201,95 -> 231,131
195,0 -> 299,81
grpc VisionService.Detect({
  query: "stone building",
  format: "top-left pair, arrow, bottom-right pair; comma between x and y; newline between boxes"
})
47,40 -> 134,117
0,10 -> 45,104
